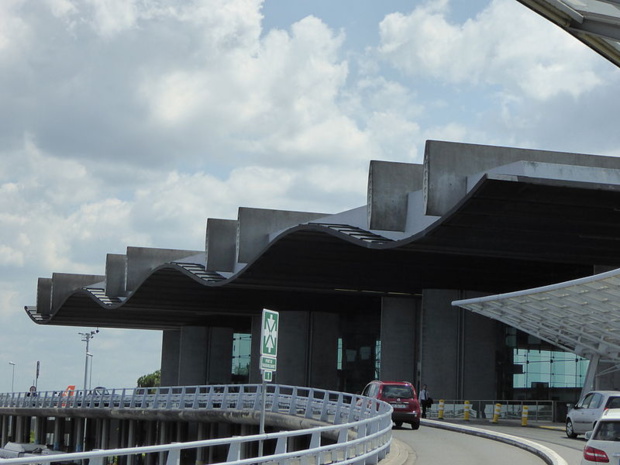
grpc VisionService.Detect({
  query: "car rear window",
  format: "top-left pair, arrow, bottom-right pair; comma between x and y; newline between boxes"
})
382,385 -> 413,399
594,421 -> 620,441
606,397 -> 620,409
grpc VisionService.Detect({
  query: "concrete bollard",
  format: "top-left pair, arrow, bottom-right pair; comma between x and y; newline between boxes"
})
491,403 -> 501,424
438,399 -> 445,420
463,401 -> 470,421
521,405 -> 529,426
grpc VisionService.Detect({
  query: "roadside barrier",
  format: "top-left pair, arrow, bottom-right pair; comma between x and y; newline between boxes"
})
463,401 -> 471,421
522,405 -> 529,427
0,384 -> 393,465
422,399 -> 554,422
492,403 -> 502,424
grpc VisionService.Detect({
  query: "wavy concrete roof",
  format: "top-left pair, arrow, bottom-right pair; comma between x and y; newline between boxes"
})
26,141 -> 620,330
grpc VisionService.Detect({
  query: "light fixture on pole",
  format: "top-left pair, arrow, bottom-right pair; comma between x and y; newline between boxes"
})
79,330 -> 98,393
9,362 -> 15,392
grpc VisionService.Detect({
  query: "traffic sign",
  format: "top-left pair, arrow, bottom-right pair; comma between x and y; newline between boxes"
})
260,355 -> 277,371
261,309 -> 279,357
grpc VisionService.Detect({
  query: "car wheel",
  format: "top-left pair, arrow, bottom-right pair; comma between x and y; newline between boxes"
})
394,421 -> 403,428
411,422 -> 420,430
566,419 -> 578,438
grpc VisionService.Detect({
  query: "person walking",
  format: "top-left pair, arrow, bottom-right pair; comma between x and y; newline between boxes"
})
419,384 -> 429,418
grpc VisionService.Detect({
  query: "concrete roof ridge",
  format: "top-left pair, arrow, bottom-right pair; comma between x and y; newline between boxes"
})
236,207 -> 328,264
423,140 -> 620,217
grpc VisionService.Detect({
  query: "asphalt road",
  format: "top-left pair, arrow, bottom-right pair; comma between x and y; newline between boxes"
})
392,422 -> 586,465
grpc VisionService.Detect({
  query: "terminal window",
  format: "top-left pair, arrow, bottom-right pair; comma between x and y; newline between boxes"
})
513,348 -> 588,388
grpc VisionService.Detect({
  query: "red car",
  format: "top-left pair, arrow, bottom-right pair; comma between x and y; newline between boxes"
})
361,380 -> 421,429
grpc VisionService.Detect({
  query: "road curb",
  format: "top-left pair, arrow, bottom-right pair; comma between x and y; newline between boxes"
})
421,419 -> 568,465
381,438 -> 416,465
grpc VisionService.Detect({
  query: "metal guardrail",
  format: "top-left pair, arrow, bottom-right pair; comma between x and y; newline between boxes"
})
0,384 -> 393,465
426,399 -> 555,421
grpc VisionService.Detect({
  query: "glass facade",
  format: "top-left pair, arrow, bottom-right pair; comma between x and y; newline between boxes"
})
232,333 -> 251,381
513,348 -> 589,388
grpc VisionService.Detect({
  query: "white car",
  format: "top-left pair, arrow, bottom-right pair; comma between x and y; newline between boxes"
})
581,409 -> 620,464
567,391 -> 620,438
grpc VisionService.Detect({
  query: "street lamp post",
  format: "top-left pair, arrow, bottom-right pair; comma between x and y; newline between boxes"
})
79,331 -> 98,392
9,362 -> 15,392
87,353 -> 93,390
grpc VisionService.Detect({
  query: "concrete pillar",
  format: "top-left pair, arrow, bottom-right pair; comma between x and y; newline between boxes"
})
34,416 -> 45,445
158,422 -> 168,465
1,416 -> 9,446
15,416 -> 25,442
308,313 -> 339,390
276,312 -> 310,386
75,418 -> 84,452
178,327 -> 209,385
101,419 -> 110,450
420,289 -> 496,400
205,327 -> 234,384
380,297 -> 419,382
250,314 -> 262,384
196,423 -> 206,465
161,330 -> 181,386
145,421 -> 156,465
53,417 -> 64,450
127,420 -> 136,465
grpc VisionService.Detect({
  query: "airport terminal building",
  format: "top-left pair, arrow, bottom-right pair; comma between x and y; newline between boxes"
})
25,0 -> 620,403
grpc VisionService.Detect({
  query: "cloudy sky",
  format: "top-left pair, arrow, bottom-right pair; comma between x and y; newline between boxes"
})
2,0 -> 619,393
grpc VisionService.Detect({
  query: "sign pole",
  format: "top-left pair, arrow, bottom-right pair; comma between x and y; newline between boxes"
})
259,374 -> 267,456
258,309 -> 279,456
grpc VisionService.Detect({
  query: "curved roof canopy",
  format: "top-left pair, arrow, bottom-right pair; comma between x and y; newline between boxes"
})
453,268 -> 620,360
518,0 -> 620,66
26,141 -> 620,330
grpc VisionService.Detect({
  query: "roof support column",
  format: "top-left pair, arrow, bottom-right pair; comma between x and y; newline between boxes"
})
581,354 -> 600,399
178,327 -> 209,386
380,296 -> 418,383
421,289 -> 497,401
307,312 -> 339,390
205,327 -> 233,384
161,330 -> 181,387
274,311 -> 310,387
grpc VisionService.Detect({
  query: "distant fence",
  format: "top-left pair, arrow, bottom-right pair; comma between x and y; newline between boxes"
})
428,400 -> 556,422
0,384 -> 393,465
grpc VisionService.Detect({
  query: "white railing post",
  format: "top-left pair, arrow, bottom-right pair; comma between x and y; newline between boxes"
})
165,448 -> 180,465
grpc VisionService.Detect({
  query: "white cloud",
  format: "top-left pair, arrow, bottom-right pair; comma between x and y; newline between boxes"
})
378,0 -> 604,100
3,0 -> 620,391
86,0 -> 139,38
0,0 -> 31,59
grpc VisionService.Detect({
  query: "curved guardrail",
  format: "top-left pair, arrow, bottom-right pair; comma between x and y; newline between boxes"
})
0,384 -> 393,465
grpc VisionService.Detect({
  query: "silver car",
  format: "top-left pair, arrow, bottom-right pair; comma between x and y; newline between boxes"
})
567,390 -> 620,438
581,409 -> 620,464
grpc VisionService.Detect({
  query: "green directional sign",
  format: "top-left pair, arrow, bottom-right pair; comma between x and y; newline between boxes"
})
261,309 -> 279,357
260,355 -> 277,371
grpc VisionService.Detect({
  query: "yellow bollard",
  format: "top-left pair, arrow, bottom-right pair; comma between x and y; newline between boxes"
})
464,401 -> 470,421
491,403 -> 501,424
521,405 -> 529,427
438,399 -> 445,420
